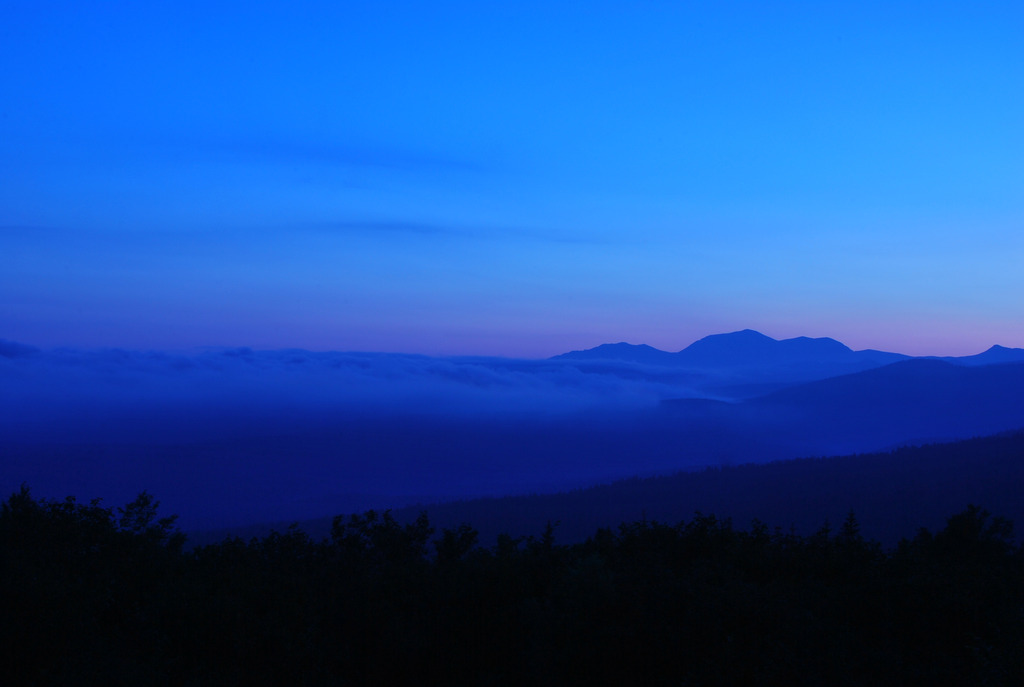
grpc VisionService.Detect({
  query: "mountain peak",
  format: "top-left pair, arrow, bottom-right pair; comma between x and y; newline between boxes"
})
681,329 -> 774,352
947,344 -> 1024,366
677,330 -> 866,368
550,341 -> 676,364
724,328 -> 772,340
600,342 -> 658,350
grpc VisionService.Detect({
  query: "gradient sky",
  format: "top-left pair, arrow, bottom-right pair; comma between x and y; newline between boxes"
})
2,1 -> 1022,357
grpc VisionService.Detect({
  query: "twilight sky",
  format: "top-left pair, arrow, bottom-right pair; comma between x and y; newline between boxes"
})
2,1 -> 1022,357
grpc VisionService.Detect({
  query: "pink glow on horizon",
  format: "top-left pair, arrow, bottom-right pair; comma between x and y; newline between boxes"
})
7,311 -> 1023,360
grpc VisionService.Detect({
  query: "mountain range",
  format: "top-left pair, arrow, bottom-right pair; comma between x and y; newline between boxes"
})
555,328 -> 1024,369
662,357 -> 1024,457
554,329 -> 1024,398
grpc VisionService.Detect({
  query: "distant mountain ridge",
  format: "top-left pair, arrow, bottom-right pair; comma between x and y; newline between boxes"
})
653,357 -> 1024,460
676,329 -> 907,368
935,344 -> 1024,366
551,341 -> 680,366
749,358 -> 1024,438
552,330 -> 1024,401
554,329 -> 1024,370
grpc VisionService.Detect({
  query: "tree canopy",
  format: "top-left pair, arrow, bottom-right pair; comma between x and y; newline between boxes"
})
2,486 -> 1022,685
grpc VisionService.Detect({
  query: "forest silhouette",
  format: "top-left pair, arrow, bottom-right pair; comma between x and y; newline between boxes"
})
4,483 -> 1024,685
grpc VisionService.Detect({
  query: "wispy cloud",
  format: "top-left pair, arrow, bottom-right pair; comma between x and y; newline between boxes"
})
304,219 -> 637,246
311,220 -> 467,238
0,346 -> 697,435
0,345 -> 711,529
136,132 -> 487,176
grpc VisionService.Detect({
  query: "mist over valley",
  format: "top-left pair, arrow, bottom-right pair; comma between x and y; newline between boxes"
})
4,330 -> 1024,533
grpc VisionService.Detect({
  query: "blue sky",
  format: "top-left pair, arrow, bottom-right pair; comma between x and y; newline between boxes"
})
2,1 -> 1022,356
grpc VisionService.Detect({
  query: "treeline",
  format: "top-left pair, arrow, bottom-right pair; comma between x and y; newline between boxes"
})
195,430 -> 1024,549
375,429 -> 1024,548
3,487 -> 1024,685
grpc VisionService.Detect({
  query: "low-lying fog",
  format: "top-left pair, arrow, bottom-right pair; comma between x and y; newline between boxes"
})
4,343 -> 1024,531
1,346 -> 735,528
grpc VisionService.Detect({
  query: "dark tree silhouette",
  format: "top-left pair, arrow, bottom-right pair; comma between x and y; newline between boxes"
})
2,486 -> 1023,685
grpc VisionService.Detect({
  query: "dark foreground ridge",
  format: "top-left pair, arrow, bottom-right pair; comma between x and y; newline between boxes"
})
3,487 -> 1024,685
228,429 -> 1024,549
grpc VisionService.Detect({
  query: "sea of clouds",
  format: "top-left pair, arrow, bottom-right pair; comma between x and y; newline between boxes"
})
0,342 -> 713,439
1,342 -> 735,528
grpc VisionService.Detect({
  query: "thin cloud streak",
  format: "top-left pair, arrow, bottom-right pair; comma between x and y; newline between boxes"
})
305,220 -> 641,246
186,135 -> 488,174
